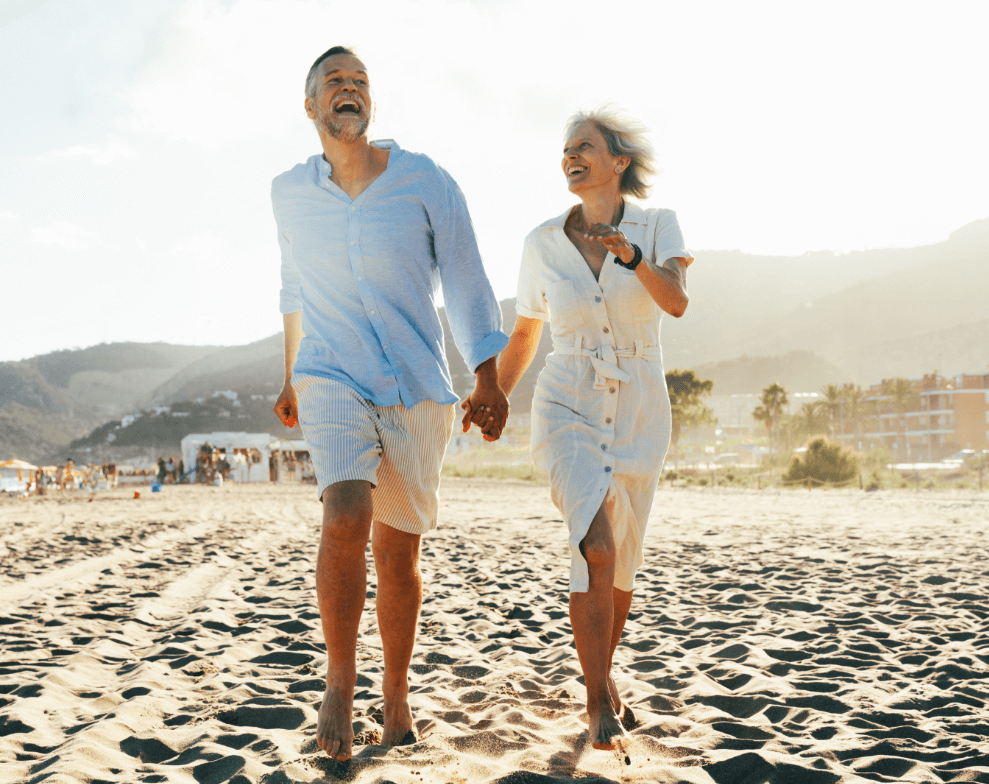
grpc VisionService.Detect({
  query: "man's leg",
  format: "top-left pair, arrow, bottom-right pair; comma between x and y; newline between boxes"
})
371,521 -> 422,745
569,501 -> 627,750
315,479 -> 373,761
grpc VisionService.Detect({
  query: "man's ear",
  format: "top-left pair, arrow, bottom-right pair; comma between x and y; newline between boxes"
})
304,97 -> 315,120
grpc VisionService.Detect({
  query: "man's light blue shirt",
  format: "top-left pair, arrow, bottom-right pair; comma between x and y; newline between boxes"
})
272,141 -> 508,408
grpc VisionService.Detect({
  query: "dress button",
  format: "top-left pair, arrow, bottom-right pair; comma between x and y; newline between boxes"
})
603,327 -> 610,333
606,417 -> 612,424
595,296 -> 602,303
605,466 -> 612,473
609,387 -> 616,394
601,444 -> 607,451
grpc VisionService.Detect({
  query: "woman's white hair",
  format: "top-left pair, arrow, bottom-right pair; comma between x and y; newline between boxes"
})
565,104 -> 657,200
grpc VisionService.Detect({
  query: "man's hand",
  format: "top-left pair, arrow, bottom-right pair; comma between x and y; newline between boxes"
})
273,383 -> 299,429
460,357 -> 508,441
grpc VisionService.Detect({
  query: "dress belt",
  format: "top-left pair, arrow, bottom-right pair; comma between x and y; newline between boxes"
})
554,336 -> 662,390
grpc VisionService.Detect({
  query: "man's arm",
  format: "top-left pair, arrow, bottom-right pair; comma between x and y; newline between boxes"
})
273,311 -> 303,428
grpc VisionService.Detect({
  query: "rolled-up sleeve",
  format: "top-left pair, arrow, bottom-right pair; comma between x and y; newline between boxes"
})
432,169 -> 508,373
515,234 -> 549,321
653,210 -> 693,265
273,196 -> 303,315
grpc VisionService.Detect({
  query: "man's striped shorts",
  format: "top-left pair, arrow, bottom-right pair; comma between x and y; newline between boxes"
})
292,374 -> 456,535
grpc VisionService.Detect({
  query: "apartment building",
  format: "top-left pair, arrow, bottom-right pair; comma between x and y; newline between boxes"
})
836,372 -> 989,459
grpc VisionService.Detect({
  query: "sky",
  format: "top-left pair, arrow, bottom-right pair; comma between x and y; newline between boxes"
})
2,0 -> 988,362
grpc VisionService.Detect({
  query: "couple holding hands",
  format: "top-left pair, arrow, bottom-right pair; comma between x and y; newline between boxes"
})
272,46 -> 693,761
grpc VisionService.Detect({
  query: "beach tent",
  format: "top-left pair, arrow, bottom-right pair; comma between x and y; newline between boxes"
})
1,459 -> 38,494
180,432 -> 273,483
268,438 -> 312,483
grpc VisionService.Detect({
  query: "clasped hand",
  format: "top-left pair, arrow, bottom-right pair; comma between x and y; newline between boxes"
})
460,379 -> 509,442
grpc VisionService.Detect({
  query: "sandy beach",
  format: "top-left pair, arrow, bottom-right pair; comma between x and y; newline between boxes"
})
1,480 -> 987,784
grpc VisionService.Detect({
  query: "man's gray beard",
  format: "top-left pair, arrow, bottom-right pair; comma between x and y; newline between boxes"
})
316,106 -> 368,143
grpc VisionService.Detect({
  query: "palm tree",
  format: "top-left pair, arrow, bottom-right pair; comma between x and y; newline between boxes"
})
756,383 -> 788,457
841,385 -> 866,448
819,384 -> 842,436
795,401 -> 831,442
880,378 -> 920,459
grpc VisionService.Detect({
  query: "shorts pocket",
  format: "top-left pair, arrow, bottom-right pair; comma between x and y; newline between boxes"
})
546,280 -> 586,327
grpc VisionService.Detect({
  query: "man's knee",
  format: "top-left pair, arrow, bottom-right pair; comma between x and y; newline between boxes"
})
321,481 -> 373,547
372,524 -> 420,580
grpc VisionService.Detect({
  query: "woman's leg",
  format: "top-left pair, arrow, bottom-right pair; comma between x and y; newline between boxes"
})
608,587 -> 633,715
569,501 -> 627,750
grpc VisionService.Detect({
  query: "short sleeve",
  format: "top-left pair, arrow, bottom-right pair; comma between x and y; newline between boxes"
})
652,210 -> 693,266
515,234 -> 550,321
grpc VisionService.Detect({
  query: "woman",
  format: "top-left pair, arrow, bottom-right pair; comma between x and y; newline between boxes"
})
492,106 -> 692,750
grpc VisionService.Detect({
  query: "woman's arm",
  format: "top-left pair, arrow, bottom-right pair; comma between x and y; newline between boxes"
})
634,256 -> 689,318
498,314 -> 544,396
581,222 -> 690,318
460,315 -> 543,441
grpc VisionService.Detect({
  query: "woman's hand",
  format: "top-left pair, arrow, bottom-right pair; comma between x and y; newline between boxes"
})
583,223 -> 635,264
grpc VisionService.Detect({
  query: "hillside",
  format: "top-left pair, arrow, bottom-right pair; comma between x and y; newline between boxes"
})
662,218 -> 989,376
4,217 -> 988,463
691,351 -> 849,395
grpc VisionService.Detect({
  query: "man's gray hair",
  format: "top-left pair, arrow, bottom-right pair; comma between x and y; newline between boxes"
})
565,104 -> 657,200
305,45 -> 358,99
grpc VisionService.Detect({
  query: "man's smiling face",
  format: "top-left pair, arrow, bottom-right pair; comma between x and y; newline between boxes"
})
306,54 -> 372,143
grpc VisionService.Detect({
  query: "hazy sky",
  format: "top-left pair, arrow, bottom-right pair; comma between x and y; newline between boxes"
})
2,0 -> 987,362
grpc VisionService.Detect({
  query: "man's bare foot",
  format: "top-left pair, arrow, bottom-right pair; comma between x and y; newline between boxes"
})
316,685 -> 355,761
588,699 -> 627,751
381,697 -> 414,747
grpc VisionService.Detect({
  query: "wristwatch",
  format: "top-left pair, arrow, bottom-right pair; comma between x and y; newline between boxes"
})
613,243 -> 642,270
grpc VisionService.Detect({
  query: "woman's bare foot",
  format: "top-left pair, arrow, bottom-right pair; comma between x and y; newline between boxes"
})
607,673 -> 622,715
588,699 -> 628,750
316,685 -> 355,761
381,696 -> 414,747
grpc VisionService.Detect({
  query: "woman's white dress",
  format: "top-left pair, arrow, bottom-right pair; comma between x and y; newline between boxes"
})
516,203 -> 692,592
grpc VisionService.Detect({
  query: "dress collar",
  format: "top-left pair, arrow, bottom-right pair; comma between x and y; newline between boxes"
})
542,200 -> 646,230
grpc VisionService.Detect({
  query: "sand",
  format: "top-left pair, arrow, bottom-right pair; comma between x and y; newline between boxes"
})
1,480 -> 987,784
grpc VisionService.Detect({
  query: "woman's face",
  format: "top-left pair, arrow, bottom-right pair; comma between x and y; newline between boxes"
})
562,121 -> 622,195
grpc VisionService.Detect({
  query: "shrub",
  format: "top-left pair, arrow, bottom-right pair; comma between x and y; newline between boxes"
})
783,439 -> 859,486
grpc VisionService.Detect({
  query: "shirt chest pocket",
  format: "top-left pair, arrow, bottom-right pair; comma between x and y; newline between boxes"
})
612,269 -> 655,323
546,280 -> 586,327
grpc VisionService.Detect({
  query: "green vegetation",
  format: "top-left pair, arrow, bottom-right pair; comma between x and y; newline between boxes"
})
783,438 -> 859,486
753,383 -> 788,457
666,369 -> 714,469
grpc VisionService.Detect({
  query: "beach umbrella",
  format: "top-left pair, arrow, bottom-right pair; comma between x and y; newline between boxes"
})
268,439 -> 297,453
1,459 -> 38,470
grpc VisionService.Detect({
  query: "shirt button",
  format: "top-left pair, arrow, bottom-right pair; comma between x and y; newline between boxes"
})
609,387 -> 616,394
369,309 -> 376,315
606,417 -> 612,424
595,296 -> 602,303
357,275 -> 363,281
603,327 -> 610,333
605,466 -> 612,473
350,240 -> 356,245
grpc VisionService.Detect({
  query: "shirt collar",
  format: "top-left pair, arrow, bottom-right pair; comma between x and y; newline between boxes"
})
312,139 -> 402,181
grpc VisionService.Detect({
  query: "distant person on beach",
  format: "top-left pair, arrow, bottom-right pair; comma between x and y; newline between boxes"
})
271,45 -> 508,761
496,106 -> 693,751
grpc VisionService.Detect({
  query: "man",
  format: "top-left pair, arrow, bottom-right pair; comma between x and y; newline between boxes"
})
271,46 -> 509,761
